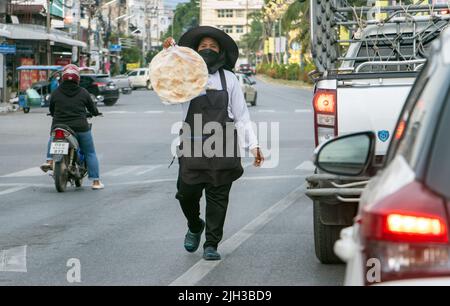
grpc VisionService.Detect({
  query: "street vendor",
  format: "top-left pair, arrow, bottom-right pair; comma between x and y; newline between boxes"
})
163,26 -> 264,261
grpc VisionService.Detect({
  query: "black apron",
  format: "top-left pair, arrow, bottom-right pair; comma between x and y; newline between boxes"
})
178,69 -> 243,186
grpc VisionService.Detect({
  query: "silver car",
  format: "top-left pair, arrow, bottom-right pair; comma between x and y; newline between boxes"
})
236,73 -> 257,106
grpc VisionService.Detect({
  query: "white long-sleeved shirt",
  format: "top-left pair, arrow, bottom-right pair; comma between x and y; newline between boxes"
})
180,70 -> 259,150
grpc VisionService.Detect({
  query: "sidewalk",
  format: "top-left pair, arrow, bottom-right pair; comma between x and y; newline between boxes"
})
0,103 -> 17,114
255,74 -> 314,90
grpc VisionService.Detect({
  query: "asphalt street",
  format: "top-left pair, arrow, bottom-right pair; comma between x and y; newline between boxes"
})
0,78 -> 344,285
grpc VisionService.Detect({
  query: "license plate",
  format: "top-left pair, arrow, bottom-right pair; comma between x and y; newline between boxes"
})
50,142 -> 69,155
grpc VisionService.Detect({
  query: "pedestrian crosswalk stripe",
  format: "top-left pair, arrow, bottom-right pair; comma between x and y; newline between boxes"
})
295,160 -> 316,171
1,167 -> 45,178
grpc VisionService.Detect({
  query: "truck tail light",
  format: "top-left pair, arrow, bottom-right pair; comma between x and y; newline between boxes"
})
313,89 -> 337,146
360,181 -> 450,284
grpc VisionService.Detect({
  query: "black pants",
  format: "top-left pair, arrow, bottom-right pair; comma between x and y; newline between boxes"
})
176,176 -> 232,249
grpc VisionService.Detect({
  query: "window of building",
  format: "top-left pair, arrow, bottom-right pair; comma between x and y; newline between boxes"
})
222,25 -> 233,33
235,25 -> 244,33
235,10 -> 244,18
218,9 -> 233,18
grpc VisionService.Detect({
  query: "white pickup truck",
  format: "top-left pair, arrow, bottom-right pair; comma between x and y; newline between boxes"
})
305,0 -> 450,264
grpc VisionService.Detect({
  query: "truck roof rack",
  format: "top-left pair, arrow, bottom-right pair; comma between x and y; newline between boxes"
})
311,0 -> 450,73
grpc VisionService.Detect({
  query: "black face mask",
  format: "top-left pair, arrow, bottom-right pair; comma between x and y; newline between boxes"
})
198,48 -> 226,74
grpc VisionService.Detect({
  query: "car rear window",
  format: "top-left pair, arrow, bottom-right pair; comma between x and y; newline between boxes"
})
395,57 -> 450,168
426,91 -> 450,199
94,76 -> 112,83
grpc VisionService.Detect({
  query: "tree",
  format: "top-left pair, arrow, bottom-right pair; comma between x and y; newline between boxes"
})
161,0 -> 200,42
240,11 -> 264,63
281,0 -> 310,67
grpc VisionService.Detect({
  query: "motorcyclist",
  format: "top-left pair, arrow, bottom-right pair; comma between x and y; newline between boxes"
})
40,64 -> 104,190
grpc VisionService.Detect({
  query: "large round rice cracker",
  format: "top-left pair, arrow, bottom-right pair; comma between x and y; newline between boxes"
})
150,46 -> 208,104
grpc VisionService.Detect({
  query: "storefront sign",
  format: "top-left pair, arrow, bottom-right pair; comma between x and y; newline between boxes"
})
109,45 -> 122,52
0,45 -> 16,54
55,57 -> 71,66
19,58 -> 48,92
126,63 -> 140,71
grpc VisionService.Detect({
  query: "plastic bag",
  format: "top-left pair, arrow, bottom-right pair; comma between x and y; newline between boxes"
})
150,45 -> 208,104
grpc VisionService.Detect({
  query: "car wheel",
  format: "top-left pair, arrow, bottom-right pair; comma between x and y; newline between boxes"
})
313,200 -> 345,264
104,99 -> 118,106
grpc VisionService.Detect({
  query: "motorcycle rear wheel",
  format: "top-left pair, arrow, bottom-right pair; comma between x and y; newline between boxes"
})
54,160 -> 68,192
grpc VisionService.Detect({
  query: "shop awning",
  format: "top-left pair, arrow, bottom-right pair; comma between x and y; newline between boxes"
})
0,24 -> 86,48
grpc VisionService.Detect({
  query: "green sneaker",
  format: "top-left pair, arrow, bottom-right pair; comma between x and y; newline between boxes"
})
203,246 -> 221,261
184,219 -> 205,253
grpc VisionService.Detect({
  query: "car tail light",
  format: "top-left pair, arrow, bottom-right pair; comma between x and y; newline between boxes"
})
93,82 -> 106,89
361,181 -> 450,284
313,89 -> 337,146
54,129 -> 66,139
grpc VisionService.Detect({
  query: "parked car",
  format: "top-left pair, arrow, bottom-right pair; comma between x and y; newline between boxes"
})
111,74 -> 132,94
79,67 -> 98,75
314,28 -> 450,285
128,68 -> 152,90
236,73 -> 257,106
238,64 -> 254,76
79,74 -> 120,106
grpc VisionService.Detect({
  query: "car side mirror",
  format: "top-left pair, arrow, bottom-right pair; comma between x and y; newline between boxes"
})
315,132 -> 376,176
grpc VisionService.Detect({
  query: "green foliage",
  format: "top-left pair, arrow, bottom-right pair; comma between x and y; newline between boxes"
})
257,62 -> 316,84
240,11 -> 264,57
161,0 -> 200,42
122,46 -> 141,65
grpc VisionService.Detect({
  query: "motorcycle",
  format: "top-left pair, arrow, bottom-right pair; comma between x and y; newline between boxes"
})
47,113 -> 99,192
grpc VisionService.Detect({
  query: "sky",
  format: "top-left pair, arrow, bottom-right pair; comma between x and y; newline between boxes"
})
164,0 -> 190,8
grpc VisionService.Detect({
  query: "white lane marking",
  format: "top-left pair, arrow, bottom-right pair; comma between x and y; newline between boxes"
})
135,165 -> 163,176
258,109 -> 275,113
242,161 -> 253,168
103,165 -> 165,177
169,183 -> 306,286
295,161 -> 316,171
295,109 -> 312,113
0,175 -> 306,191
0,186 -> 29,196
103,166 -> 143,177
1,167 -> 45,178
144,110 -> 164,114
104,111 -> 136,114
0,245 -> 27,272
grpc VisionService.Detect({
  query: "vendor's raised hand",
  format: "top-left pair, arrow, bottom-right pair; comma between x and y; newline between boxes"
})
163,37 -> 176,49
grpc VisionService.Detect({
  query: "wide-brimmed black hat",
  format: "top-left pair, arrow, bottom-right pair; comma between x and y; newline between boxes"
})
178,26 -> 239,71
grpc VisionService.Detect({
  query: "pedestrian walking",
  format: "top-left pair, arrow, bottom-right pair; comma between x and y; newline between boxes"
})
163,26 -> 264,261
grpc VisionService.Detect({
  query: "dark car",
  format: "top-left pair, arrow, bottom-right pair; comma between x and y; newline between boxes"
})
79,74 -> 120,106
238,64 -> 254,76
313,29 -> 450,285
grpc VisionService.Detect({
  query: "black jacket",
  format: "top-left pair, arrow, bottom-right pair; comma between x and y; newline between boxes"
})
49,81 -> 100,133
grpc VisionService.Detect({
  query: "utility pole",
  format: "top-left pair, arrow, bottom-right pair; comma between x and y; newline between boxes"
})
46,0 -> 52,66
199,0 -> 202,25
